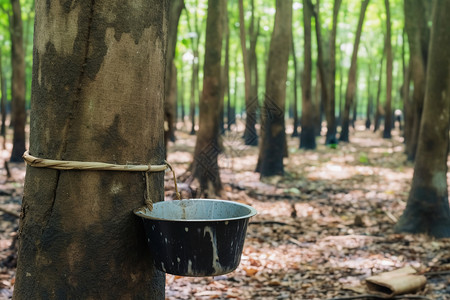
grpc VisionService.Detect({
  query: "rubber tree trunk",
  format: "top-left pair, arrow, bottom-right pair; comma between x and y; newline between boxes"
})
257,0 -> 292,177
383,0 -> 393,139
188,0 -> 201,135
365,63 -> 372,129
291,32 -> 299,137
189,51 -> 199,135
9,0 -> 26,162
224,16 -> 231,132
404,0 -> 430,161
310,0 -> 334,144
299,0 -> 316,150
189,0 -> 224,196
396,0 -> 450,238
402,30 -> 412,145
14,1 -> 168,298
219,0 -> 229,135
339,0 -> 370,142
0,49 -> 6,141
239,0 -> 258,146
326,0 -> 342,143
164,0 -> 185,150
373,52 -> 385,133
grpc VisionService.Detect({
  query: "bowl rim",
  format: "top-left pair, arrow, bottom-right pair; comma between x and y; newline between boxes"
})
133,198 -> 257,222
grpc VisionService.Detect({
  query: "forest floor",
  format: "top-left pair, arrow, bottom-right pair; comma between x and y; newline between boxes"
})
0,120 -> 450,299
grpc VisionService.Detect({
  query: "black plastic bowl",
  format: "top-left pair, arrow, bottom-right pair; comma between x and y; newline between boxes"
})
134,199 -> 257,277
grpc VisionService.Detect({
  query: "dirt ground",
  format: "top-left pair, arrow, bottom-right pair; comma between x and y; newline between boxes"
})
1,120 -> 450,299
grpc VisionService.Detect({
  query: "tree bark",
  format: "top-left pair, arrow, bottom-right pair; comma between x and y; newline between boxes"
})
310,0 -> 334,143
291,32 -> 299,137
404,0 -> 430,161
9,0 -> 26,162
187,0 -> 202,135
395,0 -> 450,238
164,0 -> 185,150
383,0 -> 393,139
0,49 -> 6,144
179,71 -> 186,122
14,1 -> 168,298
402,29 -> 412,145
189,51 -> 199,135
300,0 -> 316,150
224,18 -> 231,132
365,62 -> 372,129
339,0 -> 370,142
373,51 -> 385,133
258,0 -> 292,177
189,0 -> 224,196
326,0 -> 342,143
249,13 -> 260,140
239,0 -> 258,146
219,0 -> 229,135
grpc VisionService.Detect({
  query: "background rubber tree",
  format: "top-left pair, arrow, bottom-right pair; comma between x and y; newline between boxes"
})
403,0 -> 431,161
290,31 -> 299,138
326,0 -> 342,145
239,0 -> 259,146
164,0 -> 185,152
382,0 -> 393,139
299,0 -> 316,150
339,0 -> 370,142
14,1 -> 168,298
9,0 -> 26,162
257,0 -> 292,177
395,0 -> 450,238
186,0 -> 203,135
187,0 -> 224,196
0,48 -> 6,147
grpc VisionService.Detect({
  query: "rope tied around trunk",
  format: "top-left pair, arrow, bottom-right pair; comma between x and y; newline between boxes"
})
22,151 -> 181,210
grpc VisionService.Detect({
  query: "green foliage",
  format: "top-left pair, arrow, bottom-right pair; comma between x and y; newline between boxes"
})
359,152 -> 370,164
0,0 -> 34,106
0,0 -> 408,120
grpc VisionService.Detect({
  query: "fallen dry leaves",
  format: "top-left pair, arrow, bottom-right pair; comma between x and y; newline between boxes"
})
164,123 -> 450,300
1,122 -> 450,299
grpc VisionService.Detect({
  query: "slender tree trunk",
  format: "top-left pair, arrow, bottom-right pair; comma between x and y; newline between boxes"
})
239,0 -> 258,146
327,0 -> 342,143
164,0 -> 185,150
229,49 -> 238,129
190,52 -> 199,135
404,0 -> 430,161
224,21 -> 231,132
258,0 -> 292,177
365,63 -> 372,129
187,0 -> 202,135
339,0 -> 370,142
402,29 -> 412,145
373,53 -> 385,132
249,13 -> 260,138
338,62 -> 343,125
189,0 -> 224,196
180,71 -> 186,123
14,1 -> 168,298
396,0 -> 450,238
310,0 -> 333,143
383,0 -> 393,139
291,32 -> 299,137
300,0 -> 316,150
351,93 -> 357,128
0,49 -> 6,143
9,0 -> 26,162
219,0 -> 229,135
314,71 -> 322,136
